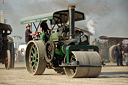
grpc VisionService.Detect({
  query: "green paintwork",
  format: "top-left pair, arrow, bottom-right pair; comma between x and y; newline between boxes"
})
61,46 -> 65,54
30,45 -> 38,69
33,48 -> 37,66
40,33 -> 45,42
55,49 -> 64,55
66,45 -> 99,63
55,42 -> 65,55
50,33 -> 59,41
20,13 -> 53,24
33,47 -> 37,64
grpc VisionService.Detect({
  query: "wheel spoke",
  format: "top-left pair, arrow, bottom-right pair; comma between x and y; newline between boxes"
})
26,41 -> 47,74
31,55 -> 34,59
28,44 -> 39,72
47,54 -> 51,59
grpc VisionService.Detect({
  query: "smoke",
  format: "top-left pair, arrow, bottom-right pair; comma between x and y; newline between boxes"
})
87,19 -> 97,34
0,0 -> 128,44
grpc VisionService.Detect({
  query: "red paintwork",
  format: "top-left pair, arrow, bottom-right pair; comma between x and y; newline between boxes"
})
0,59 -> 5,62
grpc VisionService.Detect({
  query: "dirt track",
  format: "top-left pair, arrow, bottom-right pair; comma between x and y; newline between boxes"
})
0,62 -> 128,85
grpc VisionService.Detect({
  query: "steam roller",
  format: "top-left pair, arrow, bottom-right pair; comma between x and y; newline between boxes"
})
21,6 -> 102,78
25,40 -> 102,78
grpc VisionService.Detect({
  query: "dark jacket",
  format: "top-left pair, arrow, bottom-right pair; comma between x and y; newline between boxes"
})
79,34 -> 89,45
25,29 -> 32,43
115,44 -> 123,57
40,22 -> 49,32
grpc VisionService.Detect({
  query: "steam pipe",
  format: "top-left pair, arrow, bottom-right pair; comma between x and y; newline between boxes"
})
68,6 -> 75,39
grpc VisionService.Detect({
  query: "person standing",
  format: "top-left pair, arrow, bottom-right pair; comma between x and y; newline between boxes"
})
40,20 -> 53,33
25,24 -> 35,44
114,40 -> 124,66
40,20 -> 54,42
124,44 -> 128,66
79,31 -> 89,45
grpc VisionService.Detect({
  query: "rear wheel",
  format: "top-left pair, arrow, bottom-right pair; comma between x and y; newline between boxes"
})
9,42 -> 15,68
25,41 -> 47,75
11,42 -> 15,68
109,45 -> 117,63
5,50 -> 11,70
7,36 -> 15,68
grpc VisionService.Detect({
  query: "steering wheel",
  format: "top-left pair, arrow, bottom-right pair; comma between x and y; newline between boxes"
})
33,32 -> 41,40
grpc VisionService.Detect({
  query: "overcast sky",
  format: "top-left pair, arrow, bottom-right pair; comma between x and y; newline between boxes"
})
0,0 -> 128,45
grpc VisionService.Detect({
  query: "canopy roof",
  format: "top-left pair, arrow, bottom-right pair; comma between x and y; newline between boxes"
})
20,10 -> 85,24
20,13 -> 53,24
0,23 -> 12,31
99,36 -> 128,40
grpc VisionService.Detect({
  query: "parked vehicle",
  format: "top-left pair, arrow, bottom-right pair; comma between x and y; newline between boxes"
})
0,23 -> 15,69
93,36 -> 128,63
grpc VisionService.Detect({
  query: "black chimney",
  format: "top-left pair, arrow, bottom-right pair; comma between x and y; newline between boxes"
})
68,6 -> 75,39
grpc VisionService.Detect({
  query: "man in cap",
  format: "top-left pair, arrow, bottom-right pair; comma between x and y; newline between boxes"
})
114,39 -> 124,66
25,24 -> 35,44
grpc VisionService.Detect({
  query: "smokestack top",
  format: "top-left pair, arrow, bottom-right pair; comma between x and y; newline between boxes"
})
68,6 -> 76,9
68,5 -> 75,39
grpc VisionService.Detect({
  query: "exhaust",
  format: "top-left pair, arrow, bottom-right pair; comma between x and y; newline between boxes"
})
68,6 -> 75,39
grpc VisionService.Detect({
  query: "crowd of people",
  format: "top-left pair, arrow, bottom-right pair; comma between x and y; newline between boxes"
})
15,48 -> 25,62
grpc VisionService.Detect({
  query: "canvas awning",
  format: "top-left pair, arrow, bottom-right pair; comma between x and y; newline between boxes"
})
20,10 -> 85,25
20,13 -> 53,24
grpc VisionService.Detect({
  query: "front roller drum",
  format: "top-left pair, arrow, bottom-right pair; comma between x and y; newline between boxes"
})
64,51 -> 102,78
25,41 -> 47,75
